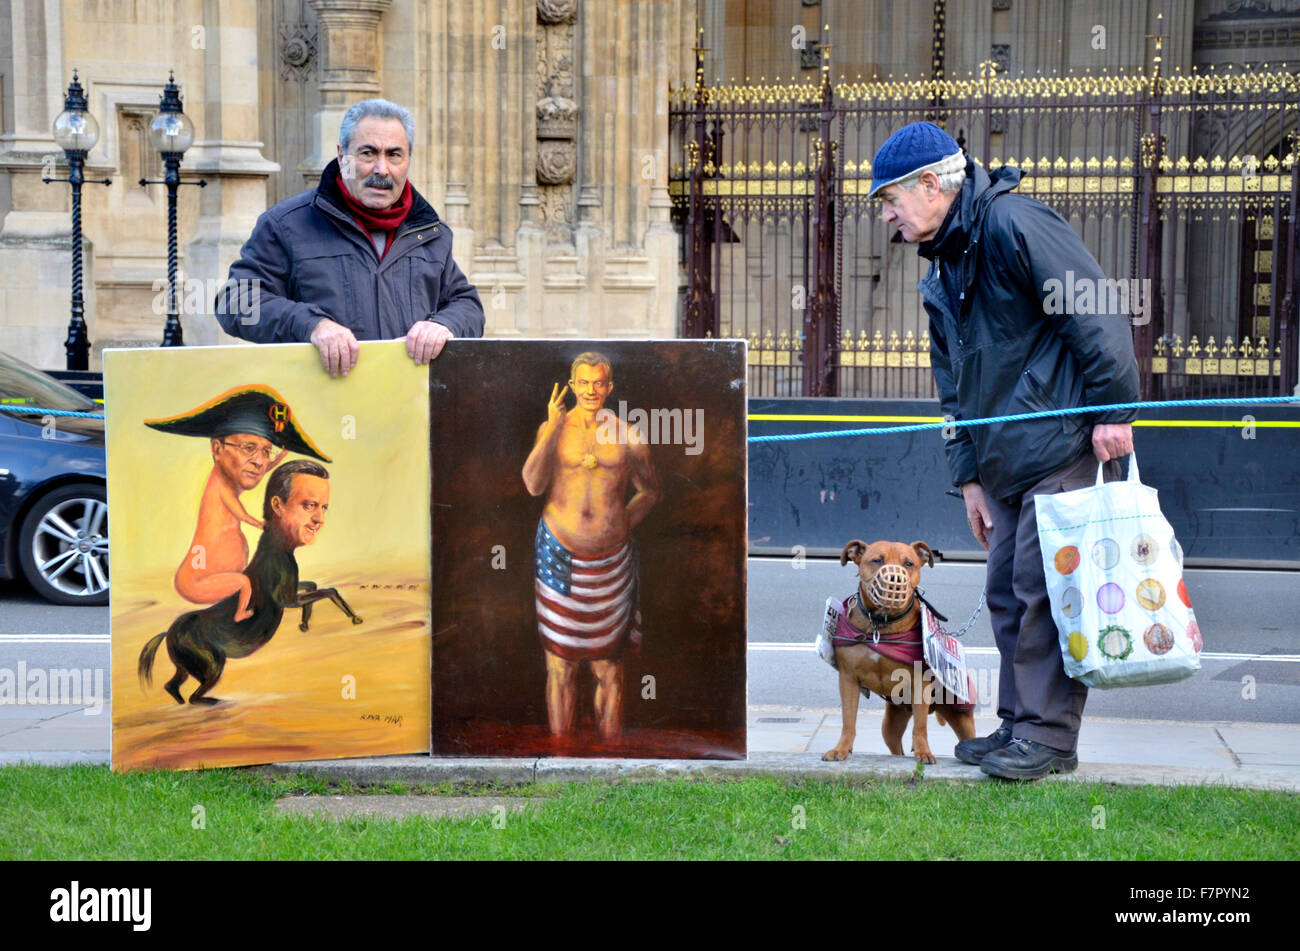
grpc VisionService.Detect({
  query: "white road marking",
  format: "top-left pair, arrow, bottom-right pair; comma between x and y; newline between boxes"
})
3,636 -> 1295,666
0,635 -> 111,644
747,642 -> 1300,663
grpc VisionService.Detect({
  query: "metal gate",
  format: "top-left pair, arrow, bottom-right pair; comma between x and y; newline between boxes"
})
670,46 -> 1299,401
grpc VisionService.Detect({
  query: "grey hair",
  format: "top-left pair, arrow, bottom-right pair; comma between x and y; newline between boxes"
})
339,99 -> 416,153
895,150 -> 967,194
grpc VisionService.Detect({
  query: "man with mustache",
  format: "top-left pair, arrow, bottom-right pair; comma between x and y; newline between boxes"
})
215,99 -> 484,377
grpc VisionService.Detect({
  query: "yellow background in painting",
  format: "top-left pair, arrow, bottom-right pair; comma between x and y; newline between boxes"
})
104,340 -> 431,770
105,340 -> 429,582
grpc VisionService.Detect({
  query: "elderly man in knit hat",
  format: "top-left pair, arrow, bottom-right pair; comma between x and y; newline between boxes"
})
869,121 -> 1139,779
215,99 -> 484,377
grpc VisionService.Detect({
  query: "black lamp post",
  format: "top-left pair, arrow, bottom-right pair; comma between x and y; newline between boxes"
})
139,72 -> 205,347
43,71 -> 112,371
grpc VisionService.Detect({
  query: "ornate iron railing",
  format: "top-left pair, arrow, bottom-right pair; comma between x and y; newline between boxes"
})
671,40 -> 1299,401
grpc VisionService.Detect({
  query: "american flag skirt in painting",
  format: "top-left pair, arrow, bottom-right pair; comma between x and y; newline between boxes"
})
534,519 -> 641,661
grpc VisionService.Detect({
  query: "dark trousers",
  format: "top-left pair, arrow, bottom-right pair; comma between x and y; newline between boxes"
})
984,451 -> 1123,753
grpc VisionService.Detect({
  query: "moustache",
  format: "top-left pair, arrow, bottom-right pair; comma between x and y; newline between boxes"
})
363,173 -> 395,189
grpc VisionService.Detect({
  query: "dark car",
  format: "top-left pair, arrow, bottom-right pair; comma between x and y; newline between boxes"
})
0,351 -> 108,605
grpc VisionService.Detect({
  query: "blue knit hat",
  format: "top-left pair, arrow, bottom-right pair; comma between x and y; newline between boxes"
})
868,122 -> 963,197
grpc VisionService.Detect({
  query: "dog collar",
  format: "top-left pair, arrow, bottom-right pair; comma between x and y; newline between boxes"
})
847,590 -> 920,644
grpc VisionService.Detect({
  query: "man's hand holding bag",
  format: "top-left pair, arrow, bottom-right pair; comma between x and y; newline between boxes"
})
1035,453 -> 1202,688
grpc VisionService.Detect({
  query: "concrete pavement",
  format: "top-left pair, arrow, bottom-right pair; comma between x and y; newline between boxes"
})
3,701 -> 1298,792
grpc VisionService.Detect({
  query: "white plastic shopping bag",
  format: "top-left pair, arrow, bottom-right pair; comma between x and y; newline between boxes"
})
1035,453 -> 1201,688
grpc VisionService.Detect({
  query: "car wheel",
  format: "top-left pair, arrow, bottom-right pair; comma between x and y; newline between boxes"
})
17,483 -> 109,606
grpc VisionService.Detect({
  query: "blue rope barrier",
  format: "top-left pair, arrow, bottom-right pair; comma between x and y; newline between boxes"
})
1,405 -> 105,419
748,395 -> 1300,443
5,394 -> 1298,433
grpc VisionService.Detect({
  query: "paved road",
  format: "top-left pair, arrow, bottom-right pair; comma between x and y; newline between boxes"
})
749,557 -> 1300,723
2,560 -> 1298,726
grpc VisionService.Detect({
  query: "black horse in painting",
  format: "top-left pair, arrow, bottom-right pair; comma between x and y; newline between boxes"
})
139,475 -> 362,706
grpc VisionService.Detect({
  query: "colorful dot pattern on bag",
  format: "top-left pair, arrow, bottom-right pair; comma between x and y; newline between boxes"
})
1097,582 -> 1125,614
1091,538 -> 1119,570
1144,623 -> 1174,655
1131,534 -> 1159,565
1054,545 -> 1080,574
1135,578 -> 1165,611
1098,624 -> 1133,661
1037,457 -> 1201,686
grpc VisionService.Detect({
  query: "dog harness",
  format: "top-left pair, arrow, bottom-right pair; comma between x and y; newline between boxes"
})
833,594 -> 976,711
832,594 -> 924,665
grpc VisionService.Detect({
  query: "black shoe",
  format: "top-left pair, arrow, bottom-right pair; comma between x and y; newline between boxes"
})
980,737 -> 1078,780
954,726 -> 1013,765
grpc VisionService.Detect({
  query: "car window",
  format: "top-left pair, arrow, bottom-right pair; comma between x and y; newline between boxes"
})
0,353 -> 99,415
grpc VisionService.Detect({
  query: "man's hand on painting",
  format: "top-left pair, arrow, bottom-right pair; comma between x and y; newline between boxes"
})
547,382 -> 569,428
406,319 -> 454,365
310,318 -> 361,378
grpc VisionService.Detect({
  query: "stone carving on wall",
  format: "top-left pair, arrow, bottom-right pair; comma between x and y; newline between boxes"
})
537,0 -> 579,238
264,0 -> 323,203
1204,0 -> 1300,18
991,43 -> 1011,72
800,39 -> 822,69
119,108 -> 162,188
538,0 -> 577,24
537,138 -> 577,185
539,184 -> 573,231
279,22 -> 318,81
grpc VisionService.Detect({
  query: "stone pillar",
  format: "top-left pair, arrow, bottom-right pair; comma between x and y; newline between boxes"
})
0,0 -> 86,368
300,0 -> 392,186
645,0 -> 683,338
186,0 -> 281,346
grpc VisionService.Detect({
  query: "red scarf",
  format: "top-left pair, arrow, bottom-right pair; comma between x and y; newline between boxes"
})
335,173 -> 413,258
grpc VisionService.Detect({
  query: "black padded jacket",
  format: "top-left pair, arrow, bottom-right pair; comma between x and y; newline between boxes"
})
917,157 -> 1140,502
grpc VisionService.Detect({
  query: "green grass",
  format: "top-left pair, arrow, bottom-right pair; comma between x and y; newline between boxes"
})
2,765 -> 1297,860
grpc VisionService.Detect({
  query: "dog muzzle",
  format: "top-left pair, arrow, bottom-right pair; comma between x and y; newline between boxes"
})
865,564 -> 912,611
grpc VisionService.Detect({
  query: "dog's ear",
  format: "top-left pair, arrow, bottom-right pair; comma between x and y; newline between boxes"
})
910,541 -> 935,569
840,540 -> 869,566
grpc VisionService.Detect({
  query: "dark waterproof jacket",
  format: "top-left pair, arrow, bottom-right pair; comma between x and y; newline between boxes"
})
918,158 -> 1140,502
215,158 -> 484,342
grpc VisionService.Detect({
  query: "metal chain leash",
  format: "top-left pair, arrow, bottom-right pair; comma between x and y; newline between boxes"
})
945,588 -> 987,639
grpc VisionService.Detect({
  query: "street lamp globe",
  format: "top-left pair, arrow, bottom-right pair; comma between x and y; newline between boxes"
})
147,72 -> 195,156
52,108 -> 100,153
51,70 -> 100,153
148,110 -> 194,156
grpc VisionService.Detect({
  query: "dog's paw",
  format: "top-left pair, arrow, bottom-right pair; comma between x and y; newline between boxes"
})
914,749 -> 937,765
821,747 -> 852,762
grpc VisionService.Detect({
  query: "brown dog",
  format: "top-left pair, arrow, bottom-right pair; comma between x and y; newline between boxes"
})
821,539 -> 976,764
